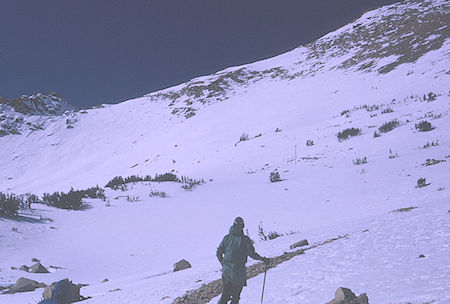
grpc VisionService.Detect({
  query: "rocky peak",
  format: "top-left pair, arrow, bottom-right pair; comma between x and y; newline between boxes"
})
0,92 -> 76,116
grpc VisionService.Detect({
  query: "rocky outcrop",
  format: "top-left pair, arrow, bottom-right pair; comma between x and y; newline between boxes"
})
290,239 -> 309,249
326,287 -> 369,304
174,259 -> 192,272
42,278 -> 81,303
3,277 -> 45,294
30,262 -> 50,273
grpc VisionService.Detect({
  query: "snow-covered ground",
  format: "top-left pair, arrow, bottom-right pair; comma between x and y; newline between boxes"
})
1,0 -> 449,303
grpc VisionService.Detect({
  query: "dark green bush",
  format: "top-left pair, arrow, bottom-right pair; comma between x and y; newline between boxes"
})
378,119 -> 400,133
0,192 -> 20,217
337,127 -> 362,141
415,120 -> 434,132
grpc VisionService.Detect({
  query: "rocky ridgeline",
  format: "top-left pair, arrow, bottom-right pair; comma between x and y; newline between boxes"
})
0,92 -> 76,136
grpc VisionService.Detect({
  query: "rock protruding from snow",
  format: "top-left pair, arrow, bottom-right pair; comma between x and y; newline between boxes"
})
0,92 -> 75,116
290,239 -> 309,249
3,277 -> 46,294
42,278 -> 81,303
326,287 -> 369,304
19,265 -> 30,272
173,259 -> 192,272
30,262 -> 50,273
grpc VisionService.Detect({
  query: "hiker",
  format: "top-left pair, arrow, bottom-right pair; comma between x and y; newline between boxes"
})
216,217 -> 270,304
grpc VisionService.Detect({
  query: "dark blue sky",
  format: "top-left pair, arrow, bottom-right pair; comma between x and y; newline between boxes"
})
1,0 -> 402,108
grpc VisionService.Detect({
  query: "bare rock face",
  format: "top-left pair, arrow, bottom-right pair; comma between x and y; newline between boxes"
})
326,287 -> 369,304
290,239 -> 309,249
174,259 -> 192,272
30,262 -> 50,273
4,277 -> 46,294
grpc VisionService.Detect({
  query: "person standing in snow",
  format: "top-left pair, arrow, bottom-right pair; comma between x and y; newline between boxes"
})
216,217 -> 270,304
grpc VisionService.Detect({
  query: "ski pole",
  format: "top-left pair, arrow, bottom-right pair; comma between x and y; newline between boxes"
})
261,264 -> 267,304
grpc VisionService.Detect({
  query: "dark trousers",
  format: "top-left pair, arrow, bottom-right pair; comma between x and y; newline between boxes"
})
218,281 -> 243,304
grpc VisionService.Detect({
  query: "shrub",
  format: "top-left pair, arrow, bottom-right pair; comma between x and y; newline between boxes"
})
239,133 -> 249,142
388,149 -> 399,159
415,120 -> 434,132
269,170 -> 282,183
149,191 -> 167,198
421,140 -> 439,149
353,157 -> 368,165
153,173 -> 179,182
337,128 -> 361,141
378,119 -> 400,133
306,139 -> 314,146
381,107 -> 394,114
258,222 -> 284,241
106,176 -> 127,190
373,131 -> 381,138
416,178 -> 429,188
42,189 -> 84,210
0,192 -> 20,217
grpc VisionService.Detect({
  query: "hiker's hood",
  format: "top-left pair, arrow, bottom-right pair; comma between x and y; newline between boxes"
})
229,223 -> 244,236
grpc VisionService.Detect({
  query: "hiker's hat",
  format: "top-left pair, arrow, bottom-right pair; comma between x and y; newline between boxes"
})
234,217 -> 245,227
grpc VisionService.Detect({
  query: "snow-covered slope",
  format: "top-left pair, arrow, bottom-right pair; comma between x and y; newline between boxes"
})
0,0 -> 449,303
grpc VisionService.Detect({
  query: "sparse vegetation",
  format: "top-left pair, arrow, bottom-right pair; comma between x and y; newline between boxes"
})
393,206 -> 417,213
337,127 -> 362,141
416,178 -> 430,188
258,222 -> 284,241
421,140 -> 439,149
0,192 -> 20,217
306,139 -> 314,146
42,189 -> 84,210
149,191 -> 167,198
239,133 -> 249,142
423,92 -> 437,102
105,173 -> 205,191
415,120 -> 434,132
353,156 -> 368,165
389,149 -> 399,159
378,119 -> 400,133
423,159 -> 446,166
381,107 -> 394,114
269,170 -> 282,183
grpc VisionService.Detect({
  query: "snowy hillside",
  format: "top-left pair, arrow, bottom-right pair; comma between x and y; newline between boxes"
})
1,0 -> 449,303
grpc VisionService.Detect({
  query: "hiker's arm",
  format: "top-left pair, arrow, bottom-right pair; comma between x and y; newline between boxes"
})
247,238 -> 266,261
216,237 -> 226,264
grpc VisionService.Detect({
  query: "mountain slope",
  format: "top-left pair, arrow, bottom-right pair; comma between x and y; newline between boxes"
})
0,0 -> 449,303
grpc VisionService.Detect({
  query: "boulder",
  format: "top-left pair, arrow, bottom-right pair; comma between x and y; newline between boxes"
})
326,287 -> 369,304
19,265 -> 30,272
4,277 -> 45,294
30,262 -> 50,273
174,259 -> 192,272
290,239 -> 309,249
42,278 -> 81,303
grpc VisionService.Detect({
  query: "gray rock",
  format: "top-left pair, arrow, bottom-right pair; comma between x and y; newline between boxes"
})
173,259 -> 192,272
42,278 -> 81,302
30,262 -> 49,273
326,287 -> 369,304
19,265 -> 30,272
4,277 -> 46,294
290,239 -> 309,249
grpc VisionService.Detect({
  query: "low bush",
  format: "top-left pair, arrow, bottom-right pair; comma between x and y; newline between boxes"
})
415,120 -> 434,132
42,189 -> 84,210
416,178 -> 429,188
0,192 -> 20,217
353,157 -> 368,165
378,119 -> 400,133
337,128 -> 361,141
269,170 -> 282,183
257,222 -> 284,241
306,139 -> 314,146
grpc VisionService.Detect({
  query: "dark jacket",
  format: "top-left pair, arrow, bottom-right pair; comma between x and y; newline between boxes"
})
217,224 -> 264,286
